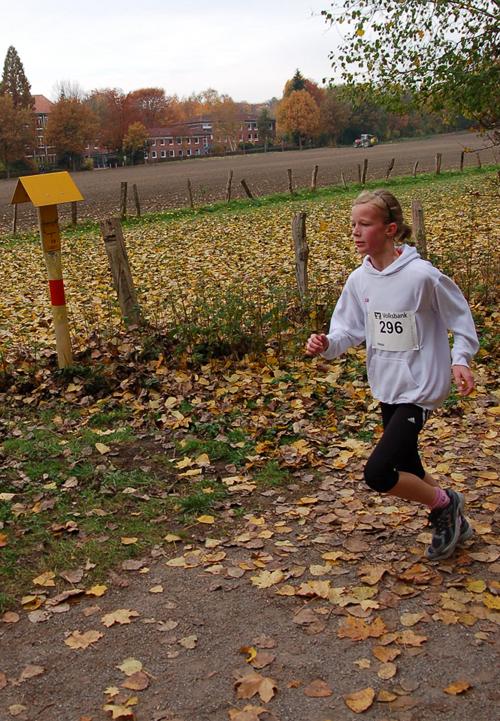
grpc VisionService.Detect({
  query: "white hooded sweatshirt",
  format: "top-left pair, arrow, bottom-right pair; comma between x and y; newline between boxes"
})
321,245 -> 479,410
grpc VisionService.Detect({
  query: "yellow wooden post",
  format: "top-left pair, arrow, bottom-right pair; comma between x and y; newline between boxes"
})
10,172 -> 84,369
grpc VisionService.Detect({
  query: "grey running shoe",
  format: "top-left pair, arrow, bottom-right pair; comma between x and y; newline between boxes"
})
426,490 -> 464,560
458,514 -> 474,543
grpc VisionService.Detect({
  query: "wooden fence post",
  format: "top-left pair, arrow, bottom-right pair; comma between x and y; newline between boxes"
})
132,184 -> 141,217
476,152 -> 482,169
71,201 -> 77,227
311,165 -> 319,192
362,158 -> 368,185
435,153 -> 442,175
413,161 -> 419,178
120,182 -> 128,219
460,151 -> 465,172
340,170 -> 347,189
100,218 -> 142,327
357,163 -> 362,184
187,179 -> 194,209
411,200 -> 427,260
240,179 -> 254,199
292,212 -> 309,305
226,169 -> 233,202
287,168 -> 294,195
12,204 -> 18,236
385,158 -> 395,180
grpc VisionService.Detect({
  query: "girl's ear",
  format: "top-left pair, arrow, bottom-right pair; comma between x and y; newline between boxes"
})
386,221 -> 398,238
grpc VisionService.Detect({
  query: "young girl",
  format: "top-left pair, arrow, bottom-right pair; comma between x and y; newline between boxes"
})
306,189 -> 479,561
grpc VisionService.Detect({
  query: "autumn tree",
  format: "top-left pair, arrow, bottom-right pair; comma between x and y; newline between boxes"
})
0,46 -> 33,109
276,90 -> 320,149
212,96 -> 240,152
319,87 -> 351,144
123,122 -> 148,164
257,108 -> 274,151
0,94 -> 34,177
322,0 -> 500,133
86,88 -> 127,152
46,96 -> 98,170
125,88 -> 170,128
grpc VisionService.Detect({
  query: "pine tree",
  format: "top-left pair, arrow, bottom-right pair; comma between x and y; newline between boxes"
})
0,46 -> 33,109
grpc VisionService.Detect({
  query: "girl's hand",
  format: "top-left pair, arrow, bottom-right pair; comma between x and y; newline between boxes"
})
306,333 -> 329,356
452,365 -> 474,396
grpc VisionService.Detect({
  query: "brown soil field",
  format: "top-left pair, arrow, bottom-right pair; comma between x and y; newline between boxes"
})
1,131 -> 497,233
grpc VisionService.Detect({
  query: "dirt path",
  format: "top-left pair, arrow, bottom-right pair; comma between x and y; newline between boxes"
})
1,131 -> 497,233
1,466 -> 498,721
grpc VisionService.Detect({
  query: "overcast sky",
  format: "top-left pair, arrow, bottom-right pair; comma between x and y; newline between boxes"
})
1,0 -> 342,103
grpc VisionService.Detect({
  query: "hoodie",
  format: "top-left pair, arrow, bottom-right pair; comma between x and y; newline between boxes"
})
321,245 -> 479,410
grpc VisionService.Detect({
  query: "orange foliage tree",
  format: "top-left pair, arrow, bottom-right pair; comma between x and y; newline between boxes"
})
276,90 -> 320,149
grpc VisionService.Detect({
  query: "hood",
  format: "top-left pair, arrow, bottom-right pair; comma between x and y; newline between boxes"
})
362,244 -> 422,276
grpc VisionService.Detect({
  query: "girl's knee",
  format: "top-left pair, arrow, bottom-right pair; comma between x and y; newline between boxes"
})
363,459 -> 398,493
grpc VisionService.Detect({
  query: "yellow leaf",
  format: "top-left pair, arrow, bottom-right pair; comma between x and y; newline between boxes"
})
344,687 -> 375,713
95,442 -> 111,454
377,662 -> 397,679
196,514 -> 215,524
102,704 -> 135,720
466,579 -> 486,593
179,634 -> 198,649
444,680 -> 472,695
86,584 -> 108,597
355,27 -> 365,37
250,570 -> 284,589
21,595 -> 44,611
0,532 -> 8,547
175,456 -> 193,469
117,658 -> 143,676
121,537 -> 138,545
33,571 -> 56,587
483,593 -> 500,610
101,609 -> 139,627
240,645 -> 258,663
64,629 -> 103,649
164,533 -> 181,542
400,612 -> 425,627
149,585 -> 164,594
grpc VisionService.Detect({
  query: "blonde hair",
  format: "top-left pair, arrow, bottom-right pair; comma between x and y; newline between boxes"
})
353,189 -> 412,242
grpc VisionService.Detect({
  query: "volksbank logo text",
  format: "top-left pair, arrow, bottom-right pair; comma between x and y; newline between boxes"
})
374,312 -> 409,319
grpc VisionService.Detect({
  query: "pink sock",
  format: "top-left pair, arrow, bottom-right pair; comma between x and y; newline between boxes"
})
429,487 -> 450,510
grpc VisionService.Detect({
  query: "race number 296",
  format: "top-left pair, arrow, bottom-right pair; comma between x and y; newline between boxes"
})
369,310 -> 419,351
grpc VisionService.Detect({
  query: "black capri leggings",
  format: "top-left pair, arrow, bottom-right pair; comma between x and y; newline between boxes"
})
364,403 -> 430,493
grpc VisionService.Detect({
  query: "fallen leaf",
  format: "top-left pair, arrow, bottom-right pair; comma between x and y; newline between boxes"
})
19,665 -> 45,681
372,645 -> 401,663
117,658 -> 143,676
179,634 -> 198,649
235,671 -> 277,703
228,705 -> 269,721
344,687 -> 375,713
377,663 -> 397,680
64,629 -> 103,649
86,584 -> 108,597
32,571 -> 56,587
95,442 -> 111,454
101,609 -> 139,627
0,672 -> 7,689
196,515 -> 215,524
121,671 -> 150,691
102,704 -> 135,720
303,679 -> 333,697
400,612 -> 425,627
121,537 -> 138,545
444,680 -> 472,695
250,570 -> 284,589
8,705 -> 27,717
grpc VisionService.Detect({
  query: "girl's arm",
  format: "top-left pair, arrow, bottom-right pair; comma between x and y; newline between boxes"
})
313,277 -> 366,360
432,275 -> 479,368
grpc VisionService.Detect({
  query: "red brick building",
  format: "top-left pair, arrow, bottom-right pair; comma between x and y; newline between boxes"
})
145,114 -> 275,161
30,95 -> 57,168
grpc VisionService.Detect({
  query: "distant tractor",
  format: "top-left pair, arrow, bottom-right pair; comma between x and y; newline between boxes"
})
353,133 -> 378,148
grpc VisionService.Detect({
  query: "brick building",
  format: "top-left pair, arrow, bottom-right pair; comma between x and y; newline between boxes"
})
145,114 -> 275,161
30,95 -> 57,168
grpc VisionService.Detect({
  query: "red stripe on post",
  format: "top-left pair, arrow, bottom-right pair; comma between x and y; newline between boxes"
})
48,279 -> 66,306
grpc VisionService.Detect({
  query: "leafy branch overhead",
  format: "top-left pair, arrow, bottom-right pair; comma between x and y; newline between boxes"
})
322,1 -> 500,131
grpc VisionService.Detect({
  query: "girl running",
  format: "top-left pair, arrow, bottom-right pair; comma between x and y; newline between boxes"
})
306,189 -> 479,560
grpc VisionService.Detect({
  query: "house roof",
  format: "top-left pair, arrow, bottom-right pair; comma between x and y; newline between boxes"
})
33,95 -> 54,114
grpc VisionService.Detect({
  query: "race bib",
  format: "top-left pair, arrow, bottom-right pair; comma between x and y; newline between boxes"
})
369,310 -> 419,351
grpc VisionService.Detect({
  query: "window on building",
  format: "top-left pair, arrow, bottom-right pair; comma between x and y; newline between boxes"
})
176,137 -> 181,144
161,150 -> 166,158
187,138 -> 191,144
194,137 -> 199,144
195,149 -> 200,155
151,150 -> 157,158
152,139 -> 156,146
168,138 -> 173,145
178,150 -> 183,156
169,150 -> 174,157
160,138 -> 165,145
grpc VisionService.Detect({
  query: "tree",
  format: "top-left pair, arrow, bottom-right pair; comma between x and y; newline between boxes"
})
322,1 -> 500,132
212,96 -> 240,152
125,88 -> 169,127
319,87 -> 351,144
86,88 -> 127,152
257,108 -> 274,151
46,97 -> 98,170
0,46 -> 33,109
123,122 -> 148,164
284,69 -> 306,96
276,90 -> 320,149
0,94 -> 34,177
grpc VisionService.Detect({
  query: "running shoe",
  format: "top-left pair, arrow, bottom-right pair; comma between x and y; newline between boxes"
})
458,514 -> 474,543
426,490 -> 464,560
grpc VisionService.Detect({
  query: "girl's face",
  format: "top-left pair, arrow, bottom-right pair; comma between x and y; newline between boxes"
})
351,203 -> 396,257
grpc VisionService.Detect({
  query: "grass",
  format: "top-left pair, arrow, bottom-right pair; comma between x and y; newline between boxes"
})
254,461 -> 291,488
